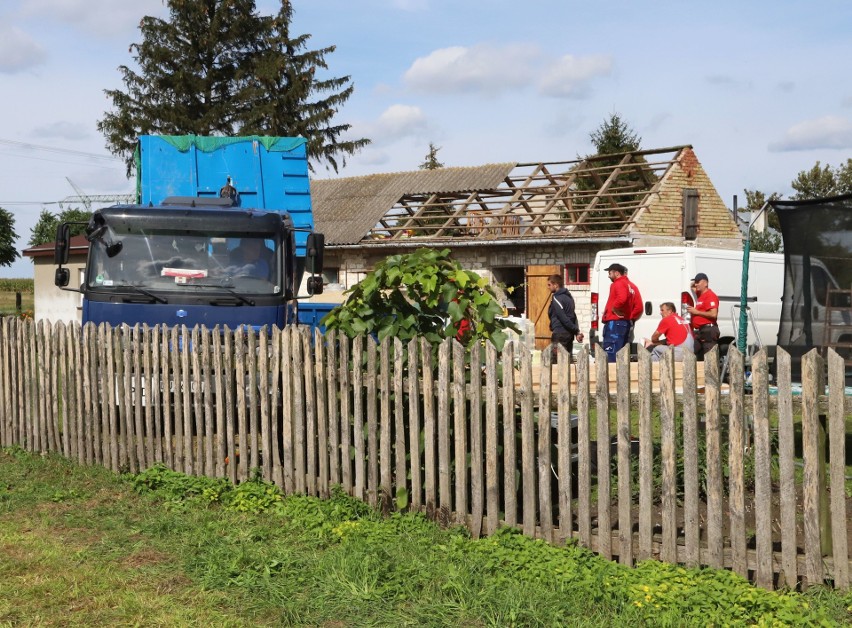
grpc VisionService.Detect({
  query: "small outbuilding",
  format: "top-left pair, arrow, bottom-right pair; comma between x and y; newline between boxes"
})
312,145 -> 741,348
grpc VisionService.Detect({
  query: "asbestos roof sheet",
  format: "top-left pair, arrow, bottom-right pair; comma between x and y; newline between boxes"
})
311,163 -> 515,245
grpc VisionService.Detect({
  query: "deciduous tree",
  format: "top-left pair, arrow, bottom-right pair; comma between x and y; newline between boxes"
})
29,208 -> 92,247
0,208 -> 20,267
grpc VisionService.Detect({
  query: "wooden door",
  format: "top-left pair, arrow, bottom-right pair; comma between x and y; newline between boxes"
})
526,265 -> 562,350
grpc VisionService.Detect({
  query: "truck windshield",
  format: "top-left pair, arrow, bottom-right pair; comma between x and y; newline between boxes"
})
86,226 -> 281,295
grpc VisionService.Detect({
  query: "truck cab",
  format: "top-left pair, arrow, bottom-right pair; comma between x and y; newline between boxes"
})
54,135 -> 324,330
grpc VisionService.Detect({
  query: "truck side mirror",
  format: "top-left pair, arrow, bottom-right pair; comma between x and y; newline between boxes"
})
55,267 -> 70,288
55,223 -> 71,265
306,232 -> 325,274
307,276 -> 324,296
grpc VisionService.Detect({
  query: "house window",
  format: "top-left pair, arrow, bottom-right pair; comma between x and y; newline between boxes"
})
683,188 -> 699,240
565,263 -> 590,285
322,268 -> 340,284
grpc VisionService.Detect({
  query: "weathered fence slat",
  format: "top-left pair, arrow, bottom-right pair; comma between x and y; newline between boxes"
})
659,348 -> 677,564
234,327 -> 247,481
151,325 -> 163,466
202,326 -> 215,478
437,338 -> 451,514
281,327 -> 294,493
161,326 -> 174,471
223,327 -> 237,485
501,342 -> 517,529
315,327 -> 328,497
366,337 -> 378,507
637,348 -> 653,561
259,327 -> 272,483
247,329 -> 259,478
827,349 -> 849,589
484,342 -> 499,537
292,327 -> 306,494
704,345 -> 724,569
327,330 -> 340,487
801,350 -> 825,586
727,348 -> 748,579
556,344 -> 573,544
469,341 -> 484,540
576,346 -> 591,548
595,344 -> 612,559
616,346 -> 632,566
145,325 -> 157,469
682,352 -> 699,568
339,335 -> 352,493
393,338 -> 406,509
520,343 -> 535,537
537,344 -> 553,543
408,338 -> 422,512
302,328 -> 318,495
775,349 -> 797,588
180,325 -> 193,476
453,340 -> 467,524
752,350 -> 774,589
379,336 -> 391,506
421,337 -> 436,516
192,326 -> 205,475
352,335 -> 364,500
313,329 -> 329,497
269,326 -> 283,488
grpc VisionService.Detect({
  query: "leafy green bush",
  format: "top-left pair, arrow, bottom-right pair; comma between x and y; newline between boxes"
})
127,465 -> 841,626
321,248 -> 518,350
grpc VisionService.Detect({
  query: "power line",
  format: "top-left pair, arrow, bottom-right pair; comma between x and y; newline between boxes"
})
0,138 -> 122,162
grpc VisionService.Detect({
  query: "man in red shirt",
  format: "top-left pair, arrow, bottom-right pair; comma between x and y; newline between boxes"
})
644,302 -> 694,361
686,272 -> 720,360
601,263 -> 643,362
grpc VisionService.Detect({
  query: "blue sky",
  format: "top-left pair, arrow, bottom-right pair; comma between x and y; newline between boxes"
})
1,0 -> 851,277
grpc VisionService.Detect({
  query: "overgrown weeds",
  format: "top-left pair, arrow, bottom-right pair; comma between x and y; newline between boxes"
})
1,447 -> 849,626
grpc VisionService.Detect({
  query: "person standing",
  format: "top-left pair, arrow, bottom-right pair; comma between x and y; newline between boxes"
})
547,274 -> 583,362
686,272 -> 720,359
644,302 -> 694,361
601,263 -> 642,362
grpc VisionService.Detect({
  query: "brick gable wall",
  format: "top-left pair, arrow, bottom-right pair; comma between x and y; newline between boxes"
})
633,147 -> 740,241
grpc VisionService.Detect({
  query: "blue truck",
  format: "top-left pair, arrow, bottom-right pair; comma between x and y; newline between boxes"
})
54,135 -> 325,329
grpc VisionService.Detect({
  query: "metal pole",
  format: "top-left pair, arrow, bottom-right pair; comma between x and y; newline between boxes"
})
738,200 -> 770,354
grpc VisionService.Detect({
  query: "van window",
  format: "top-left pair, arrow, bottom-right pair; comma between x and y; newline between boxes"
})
811,266 -> 830,306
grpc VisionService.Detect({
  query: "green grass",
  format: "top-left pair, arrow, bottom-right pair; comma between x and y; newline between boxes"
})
1,447 -> 850,627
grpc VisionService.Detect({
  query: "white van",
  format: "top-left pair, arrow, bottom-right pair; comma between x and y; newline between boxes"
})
589,247 -> 785,351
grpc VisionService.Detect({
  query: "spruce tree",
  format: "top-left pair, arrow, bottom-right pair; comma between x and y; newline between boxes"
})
98,0 -> 368,175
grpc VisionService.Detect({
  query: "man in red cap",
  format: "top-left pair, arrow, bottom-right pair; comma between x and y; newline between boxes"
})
686,272 -> 720,359
601,263 -> 643,362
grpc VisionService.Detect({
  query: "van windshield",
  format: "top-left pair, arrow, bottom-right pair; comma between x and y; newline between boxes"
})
86,226 -> 280,295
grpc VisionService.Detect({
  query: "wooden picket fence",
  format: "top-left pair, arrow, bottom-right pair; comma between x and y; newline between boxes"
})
0,317 -> 849,591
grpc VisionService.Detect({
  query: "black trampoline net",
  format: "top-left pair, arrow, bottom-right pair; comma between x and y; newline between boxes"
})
770,193 -> 852,383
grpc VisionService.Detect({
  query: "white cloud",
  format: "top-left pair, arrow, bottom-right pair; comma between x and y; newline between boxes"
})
538,54 -> 612,98
19,0 -> 165,38
404,44 -> 539,94
361,104 -> 431,145
769,115 -> 852,151
0,26 -> 47,73
31,121 -> 91,141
